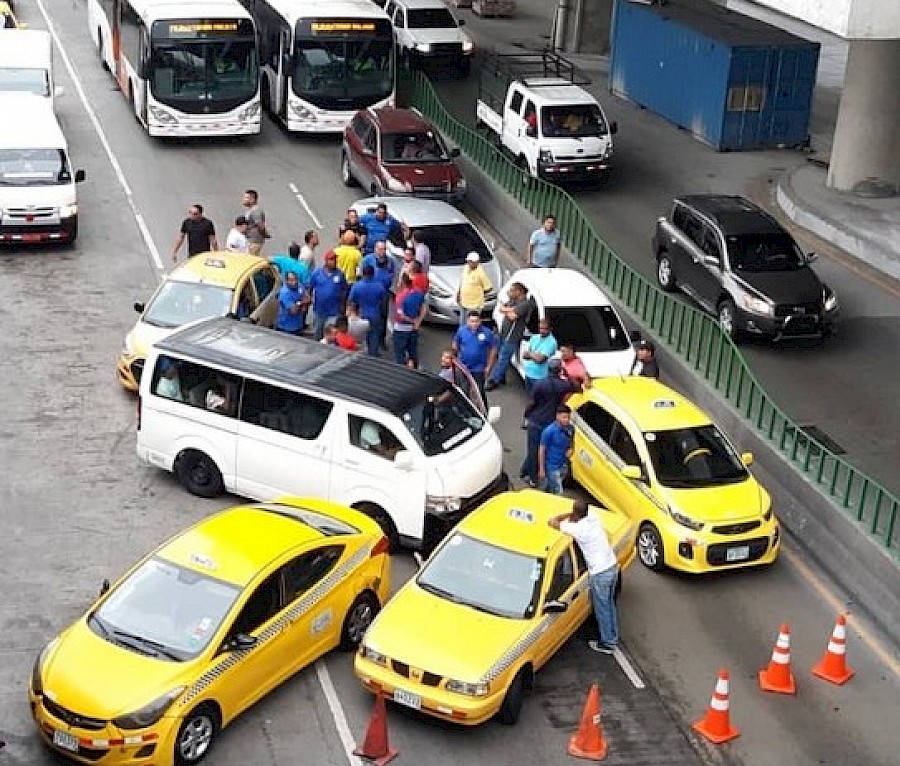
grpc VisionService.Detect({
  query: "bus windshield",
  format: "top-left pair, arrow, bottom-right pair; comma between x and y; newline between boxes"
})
293,30 -> 393,111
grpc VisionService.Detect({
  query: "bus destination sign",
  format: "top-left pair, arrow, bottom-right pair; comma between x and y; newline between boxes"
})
159,18 -> 254,39
309,20 -> 377,34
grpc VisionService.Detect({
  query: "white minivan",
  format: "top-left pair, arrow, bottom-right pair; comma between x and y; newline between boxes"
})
0,29 -> 62,109
0,93 -> 85,244
137,317 -> 507,552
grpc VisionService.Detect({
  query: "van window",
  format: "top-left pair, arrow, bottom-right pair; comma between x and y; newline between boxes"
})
402,386 -> 485,457
0,148 -> 71,186
151,357 -> 240,417
241,379 -> 332,439
349,416 -> 404,461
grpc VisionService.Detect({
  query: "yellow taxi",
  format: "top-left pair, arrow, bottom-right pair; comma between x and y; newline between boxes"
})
567,377 -> 780,574
354,490 -> 635,726
117,252 -> 281,391
29,498 -> 390,766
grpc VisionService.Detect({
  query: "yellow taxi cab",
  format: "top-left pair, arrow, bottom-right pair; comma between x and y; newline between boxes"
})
29,498 -> 390,766
567,376 -> 780,574
1,1 -> 23,28
354,490 -> 635,726
116,252 -> 281,391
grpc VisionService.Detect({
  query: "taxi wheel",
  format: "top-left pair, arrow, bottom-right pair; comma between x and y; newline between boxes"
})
637,523 -> 666,572
175,703 -> 219,766
496,668 -> 529,725
175,450 -> 224,498
339,592 -> 380,651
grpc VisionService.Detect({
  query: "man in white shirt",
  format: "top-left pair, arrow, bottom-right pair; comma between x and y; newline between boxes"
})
549,500 -> 619,653
226,216 -> 249,253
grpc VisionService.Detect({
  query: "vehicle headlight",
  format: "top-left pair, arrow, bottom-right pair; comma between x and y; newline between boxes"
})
462,39 -> 474,53
289,101 -> 316,121
148,105 -> 177,125
538,148 -> 553,163
425,495 -> 461,515
385,175 -> 411,193
113,686 -> 185,729
739,293 -> 773,316
59,203 -> 78,218
446,679 -> 489,697
455,177 -> 467,190
669,507 -> 704,531
360,645 -> 388,666
415,42 -> 432,53
239,101 -> 260,121
823,286 -> 838,312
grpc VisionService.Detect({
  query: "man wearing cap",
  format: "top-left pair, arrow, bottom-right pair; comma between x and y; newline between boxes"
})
538,404 -> 575,495
452,311 -> 498,404
308,250 -> 349,341
225,216 -> 249,253
631,339 -> 660,378
456,252 -> 493,326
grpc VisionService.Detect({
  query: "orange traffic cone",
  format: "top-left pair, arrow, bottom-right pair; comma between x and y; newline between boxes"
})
812,614 -> 855,685
567,684 -> 608,760
758,623 -> 796,695
353,692 -> 398,766
692,668 -> 740,744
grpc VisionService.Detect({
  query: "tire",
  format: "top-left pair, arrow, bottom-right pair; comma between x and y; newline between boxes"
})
354,503 -> 399,552
637,522 -> 665,572
656,253 -> 676,292
339,592 -> 380,650
174,703 -> 219,766
175,450 -> 224,498
717,299 -> 740,341
340,152 -> 356,187
98,32 -> 108,72
496,668 -> 528,725
260,76 -> 271,115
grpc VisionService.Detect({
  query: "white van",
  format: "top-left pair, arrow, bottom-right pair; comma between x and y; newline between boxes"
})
0,29 -> 62,108
137,317 -> 507,552
0,93 -> 85,244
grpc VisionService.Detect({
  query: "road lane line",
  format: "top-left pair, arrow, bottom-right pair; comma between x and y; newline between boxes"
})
34,0 -> 164,272
613,646 -> 646,689
315,660 -> 363,766
783,546 -> 900,678
288,182 -> 323,229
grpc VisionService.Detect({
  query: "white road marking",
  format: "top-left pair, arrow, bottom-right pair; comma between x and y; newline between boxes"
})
613,645 -> 646,689
34,0 -> 164,271
315,660 -> 363,766
288,182 -> 323,229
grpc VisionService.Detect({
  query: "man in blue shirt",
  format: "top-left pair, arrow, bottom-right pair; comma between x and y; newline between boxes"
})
452,311 -> 498,404
270,242 -> 311,286
349,264 -> 388,356
392,272 -> 427,368
308,250 -> 348,340
539,405 -> 575,495
522,318 -> 558,391
359,202 -> 402,254
276,271 -> 309,335
528,214 -> 561,268
361,240 -> 396,351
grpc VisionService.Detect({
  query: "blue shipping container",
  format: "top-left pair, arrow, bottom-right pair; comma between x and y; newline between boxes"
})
609,0 -> 820,151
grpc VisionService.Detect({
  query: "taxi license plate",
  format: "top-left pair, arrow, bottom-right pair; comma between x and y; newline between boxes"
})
393,689 -> 421,710
726,545 -> 750,562
53,729 -> 79,752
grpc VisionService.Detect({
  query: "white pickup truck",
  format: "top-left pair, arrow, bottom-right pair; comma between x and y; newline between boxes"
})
475,51 -> 616,182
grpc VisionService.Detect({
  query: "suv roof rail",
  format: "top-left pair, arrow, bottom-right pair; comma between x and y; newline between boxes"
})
483,49 -> 592,87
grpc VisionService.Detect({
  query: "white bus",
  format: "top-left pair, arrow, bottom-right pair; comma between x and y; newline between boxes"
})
88,0 -> 261,136
241,0 -> 394,132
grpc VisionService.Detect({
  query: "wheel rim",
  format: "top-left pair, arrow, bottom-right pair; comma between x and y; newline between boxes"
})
179,714 -> 214,763
658,258 -> 672,286
347,600 -> 374,645
638,529 -> 660,567
719,304 -> 734,335
341,156 -> 350,183
189,460 -> 211,488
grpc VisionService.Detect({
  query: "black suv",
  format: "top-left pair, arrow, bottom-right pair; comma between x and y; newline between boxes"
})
652,195 -> 838,341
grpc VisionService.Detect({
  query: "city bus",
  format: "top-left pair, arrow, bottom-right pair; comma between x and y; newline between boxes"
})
240,0 -> 394,132
87,0 -> 261,136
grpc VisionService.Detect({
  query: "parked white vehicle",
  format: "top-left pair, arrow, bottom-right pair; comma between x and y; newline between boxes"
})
0,30 -> 63,109
137,317 -> 507,552
493,267 -> 635,379
384,0 -> 474,76
476,51 -> 616,182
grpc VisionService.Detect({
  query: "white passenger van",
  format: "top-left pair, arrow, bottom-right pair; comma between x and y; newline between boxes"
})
0,93 -> 85,244
0,29 -> 62,109
137,317 -> 507,551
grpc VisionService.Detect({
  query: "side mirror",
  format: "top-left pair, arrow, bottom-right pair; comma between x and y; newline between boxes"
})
542,599 -> 567,614
450,147 -> 461,157
621,464 -> 642,480
99,579 -> 110,597
609,121 -> 618,135
525,125 -> 537,138
54,85 -> 65,98
487,405 -> 502,425
805,251 -> 819,264
228,633 -> 258,651
741,452 -> 754,467
75,169 -> 86,183
394,450 -> 414,470
134,301 -> 145,313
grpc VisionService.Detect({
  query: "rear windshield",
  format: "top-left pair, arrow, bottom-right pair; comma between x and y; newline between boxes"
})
381,131 -> 450,163
0,148 -> 70,185
726,233 -> 806,272
544,306 -> 629,353
391,223 -> 492,266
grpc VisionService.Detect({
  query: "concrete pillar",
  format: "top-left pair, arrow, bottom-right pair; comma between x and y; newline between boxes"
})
827,39 -> 900,197
563,0 -> 614,56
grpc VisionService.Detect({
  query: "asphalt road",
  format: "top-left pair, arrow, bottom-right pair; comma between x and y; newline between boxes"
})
1,2 -> 898,766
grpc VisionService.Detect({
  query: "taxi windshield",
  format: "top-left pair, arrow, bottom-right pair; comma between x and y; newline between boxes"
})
143,280 -> 234,328
645,425 -> 748,488
91,557 -> 241,661
417,533 -> 544,619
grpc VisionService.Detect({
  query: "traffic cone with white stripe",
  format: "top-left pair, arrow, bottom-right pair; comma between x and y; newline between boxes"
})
567,684 -> 608,760
692,668 -> 740,744
758,623 -> 796,695
812,614 -> 855,685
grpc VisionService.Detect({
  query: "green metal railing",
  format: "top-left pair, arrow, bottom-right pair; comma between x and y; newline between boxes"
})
402,70 -> 899,559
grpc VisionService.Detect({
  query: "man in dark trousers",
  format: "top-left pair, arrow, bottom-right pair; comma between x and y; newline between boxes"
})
520,358 -> 581,487
170,204 -> 218,262
485,281 -> 534,391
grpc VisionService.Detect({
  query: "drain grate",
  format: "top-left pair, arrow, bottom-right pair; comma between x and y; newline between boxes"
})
795,424 -> 847,455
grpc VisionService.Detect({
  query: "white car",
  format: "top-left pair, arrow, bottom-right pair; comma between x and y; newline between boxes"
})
493,267 -> 636,379
351,196 -> 505,325
383,0 -> 474,76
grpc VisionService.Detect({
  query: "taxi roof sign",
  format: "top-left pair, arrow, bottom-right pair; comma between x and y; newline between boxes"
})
508,507 -> 535,523
204,257 -> 227,269
653,399 -> 676,409
190,552 -> 217,570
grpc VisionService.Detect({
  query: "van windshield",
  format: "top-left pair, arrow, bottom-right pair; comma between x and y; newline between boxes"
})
402,385 -> 485,456
0,148 -> 70,185
0,67 -> 50,96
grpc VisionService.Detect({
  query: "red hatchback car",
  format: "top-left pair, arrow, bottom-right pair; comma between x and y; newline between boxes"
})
341,107 -> 466,205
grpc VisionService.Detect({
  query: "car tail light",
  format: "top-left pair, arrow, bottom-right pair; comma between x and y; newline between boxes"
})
370,535 -> 389,558
137,395 -> 142,431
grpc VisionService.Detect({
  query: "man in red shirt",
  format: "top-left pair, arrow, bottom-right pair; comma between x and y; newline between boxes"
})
333,316 -> 359,351
560,343 -> 591,392
410,259 -> 429,293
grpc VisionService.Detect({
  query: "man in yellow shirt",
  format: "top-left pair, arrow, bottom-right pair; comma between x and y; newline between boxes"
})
334,230 -> 363,284
456,251 -> 493,325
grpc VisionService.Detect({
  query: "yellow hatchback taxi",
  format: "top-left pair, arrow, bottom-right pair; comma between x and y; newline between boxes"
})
29,498 -> 390,766
116,252 -> 280,391
354,490 -> 635,726
568,377 -> 779,574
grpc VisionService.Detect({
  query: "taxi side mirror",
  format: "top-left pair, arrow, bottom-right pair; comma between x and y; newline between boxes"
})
542,599 -> 567,615
227,633 -> 258,652
741,452 -> 754,467
621,464 -> 642,480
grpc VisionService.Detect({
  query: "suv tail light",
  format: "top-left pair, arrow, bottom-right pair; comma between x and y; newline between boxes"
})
370,535 -> 390,558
